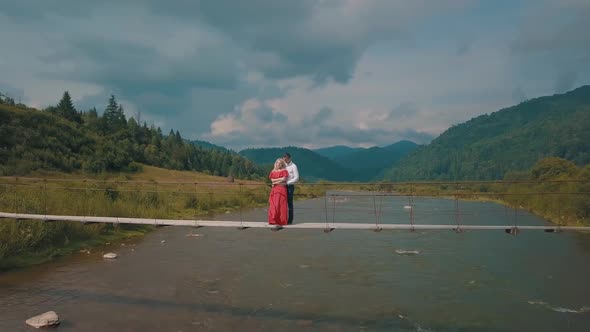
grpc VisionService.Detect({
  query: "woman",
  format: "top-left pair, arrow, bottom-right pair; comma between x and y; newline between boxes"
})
268,158 -> 289,227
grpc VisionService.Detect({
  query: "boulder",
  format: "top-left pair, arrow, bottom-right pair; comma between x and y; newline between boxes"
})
25,311 -> 60,328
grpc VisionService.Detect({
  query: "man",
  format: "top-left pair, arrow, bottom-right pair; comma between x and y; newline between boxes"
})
283,153 -> 299,225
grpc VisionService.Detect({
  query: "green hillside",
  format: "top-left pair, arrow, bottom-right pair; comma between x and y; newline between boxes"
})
314,145 -> 365,160
385,86 -> 590,180
0,93 -> 264,179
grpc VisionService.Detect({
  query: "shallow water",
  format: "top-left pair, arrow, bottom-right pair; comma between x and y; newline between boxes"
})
1,193 -> 589,331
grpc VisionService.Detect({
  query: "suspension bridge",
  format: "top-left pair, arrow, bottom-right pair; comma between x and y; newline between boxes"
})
1,177 -> 589,234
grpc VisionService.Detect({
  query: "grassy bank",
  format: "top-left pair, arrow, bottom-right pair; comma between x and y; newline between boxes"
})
0,166 -> 263,270
0,165 -> 333,270
384,159 -> 590,227
0,221 -> 151,271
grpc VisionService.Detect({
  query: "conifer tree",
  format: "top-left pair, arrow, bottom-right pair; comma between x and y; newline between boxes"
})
57,91 -> 80,123
103,95 -> 126,132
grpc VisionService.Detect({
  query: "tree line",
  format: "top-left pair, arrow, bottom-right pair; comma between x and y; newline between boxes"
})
0,91 -> 265,179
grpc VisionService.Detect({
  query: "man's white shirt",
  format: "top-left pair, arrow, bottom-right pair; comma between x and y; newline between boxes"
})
286,162 -> 299,185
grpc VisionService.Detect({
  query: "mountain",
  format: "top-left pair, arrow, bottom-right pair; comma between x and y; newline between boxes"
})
239,146 -> 356,182
314,145 -> 365,160
189,139 -> 230,152
384,85 -> 590,180
333,140 -> 419,180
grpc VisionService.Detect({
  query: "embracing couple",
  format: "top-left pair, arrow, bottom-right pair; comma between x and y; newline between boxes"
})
268,153 -> 299,228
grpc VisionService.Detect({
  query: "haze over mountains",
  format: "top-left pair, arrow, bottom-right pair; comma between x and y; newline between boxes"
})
239,140 -> 418,182
237,86 -> 590,182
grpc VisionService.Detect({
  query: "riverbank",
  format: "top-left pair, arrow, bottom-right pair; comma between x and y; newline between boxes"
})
0,223 -> 151,271
0,166 -> 270,271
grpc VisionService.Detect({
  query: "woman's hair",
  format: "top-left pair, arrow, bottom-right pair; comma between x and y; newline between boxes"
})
274,158 -> 286,169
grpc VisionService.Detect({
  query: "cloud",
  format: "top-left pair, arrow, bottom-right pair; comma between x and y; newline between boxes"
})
1,0 -> 589,151
510,1 -> 590,55
388,102 -> 418,120
0,82 -> 25,101
554,71 -> 578,94
194,0 -> 469,84
511,87 -> 527,104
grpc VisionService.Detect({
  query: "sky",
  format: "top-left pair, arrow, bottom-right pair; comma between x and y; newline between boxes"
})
1,0 -> 589,150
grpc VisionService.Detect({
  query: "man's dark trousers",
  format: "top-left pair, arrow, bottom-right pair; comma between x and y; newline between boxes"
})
287,184 -> 295,224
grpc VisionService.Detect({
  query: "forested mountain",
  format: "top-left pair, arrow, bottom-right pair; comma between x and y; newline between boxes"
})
313,145 -> 365,160
189,140 -> 230,153
239,146 -> 356,181
333,140 -> 418,180
0,92 -> 264,179
384,85 -> 590,180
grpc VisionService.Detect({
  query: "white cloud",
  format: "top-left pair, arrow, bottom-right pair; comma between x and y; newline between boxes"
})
1,0 -> 589,150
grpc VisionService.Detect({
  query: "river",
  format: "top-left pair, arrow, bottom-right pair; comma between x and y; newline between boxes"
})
1,193 -> 589,331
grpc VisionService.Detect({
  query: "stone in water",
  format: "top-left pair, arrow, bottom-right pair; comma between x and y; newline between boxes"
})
25,311 -> 60,328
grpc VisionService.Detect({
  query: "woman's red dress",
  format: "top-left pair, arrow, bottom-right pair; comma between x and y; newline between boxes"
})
268,169 -> 289,225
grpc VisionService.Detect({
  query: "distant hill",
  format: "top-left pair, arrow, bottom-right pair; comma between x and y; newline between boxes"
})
239,146 -> 356,182
189,139 -> 231,153
334,140 -> 419,181
384,85 -> 590,180
313,145 -> 365,160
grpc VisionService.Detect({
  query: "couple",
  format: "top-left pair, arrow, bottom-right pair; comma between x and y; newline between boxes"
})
268,153 -> 299,227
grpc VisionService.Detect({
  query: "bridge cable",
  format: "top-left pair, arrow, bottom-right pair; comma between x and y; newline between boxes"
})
238,183 -> 247,230
154,182 -> 158,226
83,180 -> 88,223
193,182 -> 200,231
454,182 -> 463,233
43,179 -> 48,221
409,183 -> 415,232
332,193 -> 336,225
13,179 -> 18,215
323,193 -> 333,233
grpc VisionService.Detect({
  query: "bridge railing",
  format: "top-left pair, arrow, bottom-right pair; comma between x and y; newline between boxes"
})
0,177 -> 588,227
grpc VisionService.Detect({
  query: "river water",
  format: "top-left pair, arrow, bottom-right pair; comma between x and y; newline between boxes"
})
1,193 -> 589,331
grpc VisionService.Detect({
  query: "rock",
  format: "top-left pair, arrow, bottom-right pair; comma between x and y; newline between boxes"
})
25,311 -> 60,328
185,233 -> 203,237
161,240 -> 166,243
103,253 -> 118,259
394,249 -> 420,255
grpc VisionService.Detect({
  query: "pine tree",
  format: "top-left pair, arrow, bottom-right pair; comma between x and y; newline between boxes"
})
57,91 -> 80,123
103,95 -> 126,132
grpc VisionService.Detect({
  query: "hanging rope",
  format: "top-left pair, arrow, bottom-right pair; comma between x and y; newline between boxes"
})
323,193 -> 333,233
372,191 -> 378,227
238,183 -> 249,230
83,180 -> 88,223
409,183 -> 415,232
13,178 -> 18,215
192,182 -> 200,232
43,179 -> 48,220
373,189 -> 383,232
454,182 -> 464,233
154,182 -> 158,226
332,193 -> 336,225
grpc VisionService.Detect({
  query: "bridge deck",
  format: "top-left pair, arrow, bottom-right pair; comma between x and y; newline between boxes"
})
1,212 -> 589,232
